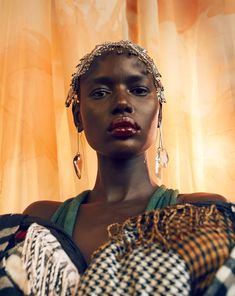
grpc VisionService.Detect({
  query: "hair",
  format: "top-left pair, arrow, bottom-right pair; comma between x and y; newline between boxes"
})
65,40 -> 166,108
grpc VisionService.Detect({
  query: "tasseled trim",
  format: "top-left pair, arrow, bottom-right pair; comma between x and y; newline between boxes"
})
22,223 -> 80,296
104,204 -> 229,252
93,203 -> 235,295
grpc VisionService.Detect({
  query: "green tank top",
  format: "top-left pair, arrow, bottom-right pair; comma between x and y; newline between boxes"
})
51,185 -> 179,237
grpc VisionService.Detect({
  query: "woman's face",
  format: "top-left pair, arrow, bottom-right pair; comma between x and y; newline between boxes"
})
75,53 -> 160,159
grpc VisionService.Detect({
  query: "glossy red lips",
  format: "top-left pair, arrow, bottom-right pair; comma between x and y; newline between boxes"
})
107,117 -> 140,138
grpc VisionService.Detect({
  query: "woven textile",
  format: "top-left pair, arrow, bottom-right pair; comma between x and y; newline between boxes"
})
1,203 -> 235,295
22,223 -> 80,296
0,214 -> 83,296
78,240 -> 190,295
78,203 -> 235,296
204,246 -> 235,295
0,218 -> 25,295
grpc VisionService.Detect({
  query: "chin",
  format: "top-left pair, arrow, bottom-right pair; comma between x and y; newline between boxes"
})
100,143 -> 151,161
109,150 -> 139,160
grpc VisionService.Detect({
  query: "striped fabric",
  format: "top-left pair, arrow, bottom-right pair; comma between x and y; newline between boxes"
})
204,246 -> 235,295
0,214 -> 83,295
0,202 -> 235,295
0,215 -> 24,295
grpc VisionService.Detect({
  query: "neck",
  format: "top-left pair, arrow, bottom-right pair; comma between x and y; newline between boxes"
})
89,153 -> 157,203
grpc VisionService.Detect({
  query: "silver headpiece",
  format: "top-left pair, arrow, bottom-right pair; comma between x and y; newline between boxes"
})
65,40 -> 166,107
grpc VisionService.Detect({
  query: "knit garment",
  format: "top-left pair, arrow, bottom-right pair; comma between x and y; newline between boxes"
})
78,203 -> 235,295
1,201 -> 235,295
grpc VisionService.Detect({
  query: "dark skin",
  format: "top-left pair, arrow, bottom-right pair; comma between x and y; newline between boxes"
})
24,53 -> 226,264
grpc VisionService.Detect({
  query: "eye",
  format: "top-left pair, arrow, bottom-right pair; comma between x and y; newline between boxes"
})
129,86 -> 149,96
90,88 -> 111,99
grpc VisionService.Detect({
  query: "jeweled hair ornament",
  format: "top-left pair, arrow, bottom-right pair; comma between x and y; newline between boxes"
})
65,40 -> 166,107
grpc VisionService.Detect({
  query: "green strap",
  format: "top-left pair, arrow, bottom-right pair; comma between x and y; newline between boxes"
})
51,186 -> 179,236
145,185 -> 179,211
51,190 -> 90,236
51,198 -> 73,225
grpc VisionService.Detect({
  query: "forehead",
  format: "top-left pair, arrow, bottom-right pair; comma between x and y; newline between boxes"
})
81,53 -> 150,83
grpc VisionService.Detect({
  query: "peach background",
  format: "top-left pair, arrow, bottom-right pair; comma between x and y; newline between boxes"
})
0,0 -> 235,213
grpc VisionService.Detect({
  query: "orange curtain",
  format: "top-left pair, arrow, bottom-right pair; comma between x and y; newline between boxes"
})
0,0 -> 235,214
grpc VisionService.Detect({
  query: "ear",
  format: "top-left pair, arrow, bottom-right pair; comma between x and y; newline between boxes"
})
157,103 -> 162,128
72,102 -> 83,132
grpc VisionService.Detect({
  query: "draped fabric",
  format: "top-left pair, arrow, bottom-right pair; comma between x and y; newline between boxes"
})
0,0 -> 234,213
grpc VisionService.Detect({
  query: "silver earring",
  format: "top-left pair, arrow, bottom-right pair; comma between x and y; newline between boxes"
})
73,132 -> 82,179
155,122 -> 169,178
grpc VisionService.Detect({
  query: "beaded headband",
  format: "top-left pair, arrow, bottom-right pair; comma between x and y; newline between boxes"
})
65,40 -> 166,108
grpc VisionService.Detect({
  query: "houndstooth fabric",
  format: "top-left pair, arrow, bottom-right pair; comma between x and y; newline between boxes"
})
1,203 -> 235,295
204,246 -> 235,296
78,237 -> 190,295
78,203 -> 235,296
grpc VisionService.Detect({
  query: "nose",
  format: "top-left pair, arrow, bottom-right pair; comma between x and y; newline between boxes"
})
111,91 -> 134,115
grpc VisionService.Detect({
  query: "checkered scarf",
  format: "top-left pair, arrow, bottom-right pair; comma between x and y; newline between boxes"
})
78,203 -> 235,295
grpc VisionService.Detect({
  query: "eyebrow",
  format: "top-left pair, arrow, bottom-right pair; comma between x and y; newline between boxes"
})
126,74 -> 148,84
88,76 -> 114,86
87,74 -> 148,86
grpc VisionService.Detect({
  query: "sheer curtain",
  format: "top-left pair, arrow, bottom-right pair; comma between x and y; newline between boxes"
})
0,0 -> 234,213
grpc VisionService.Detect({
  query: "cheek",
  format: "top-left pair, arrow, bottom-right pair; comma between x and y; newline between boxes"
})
146,116 -> 158,142
141,101 -> 159,143
80,105 -> 106,150
143,100 -> 159,126
81,110 -> 97,137
80,100 -> 96,128
147,119 -> 158,143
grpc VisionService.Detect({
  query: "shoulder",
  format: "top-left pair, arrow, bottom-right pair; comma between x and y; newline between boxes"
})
23,200 -> 63,220
177,192 -> 227,203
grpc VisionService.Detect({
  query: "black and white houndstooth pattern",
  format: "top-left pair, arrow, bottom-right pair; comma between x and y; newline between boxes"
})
78,240 -> 190,296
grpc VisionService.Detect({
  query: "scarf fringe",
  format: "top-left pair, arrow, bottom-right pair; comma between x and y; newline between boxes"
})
94,204 -> 229,259
22,223 -> 80,296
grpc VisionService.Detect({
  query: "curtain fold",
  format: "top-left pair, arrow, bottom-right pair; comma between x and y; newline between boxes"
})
0,0 -> 234,213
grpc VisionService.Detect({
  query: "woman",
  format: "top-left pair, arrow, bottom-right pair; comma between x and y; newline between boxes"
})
1,41 -> 234,295
24,40 -> 226,258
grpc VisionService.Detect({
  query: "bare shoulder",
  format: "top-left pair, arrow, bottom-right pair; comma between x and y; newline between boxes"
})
23,200 -> 63,220
177,192 -> 227,203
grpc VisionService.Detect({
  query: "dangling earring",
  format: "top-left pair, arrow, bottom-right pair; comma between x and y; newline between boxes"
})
155,122 -> 169,178
73,132 -> 82,179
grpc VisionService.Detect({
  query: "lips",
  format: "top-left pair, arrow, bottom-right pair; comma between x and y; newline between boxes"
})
107,117 -> 140,138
